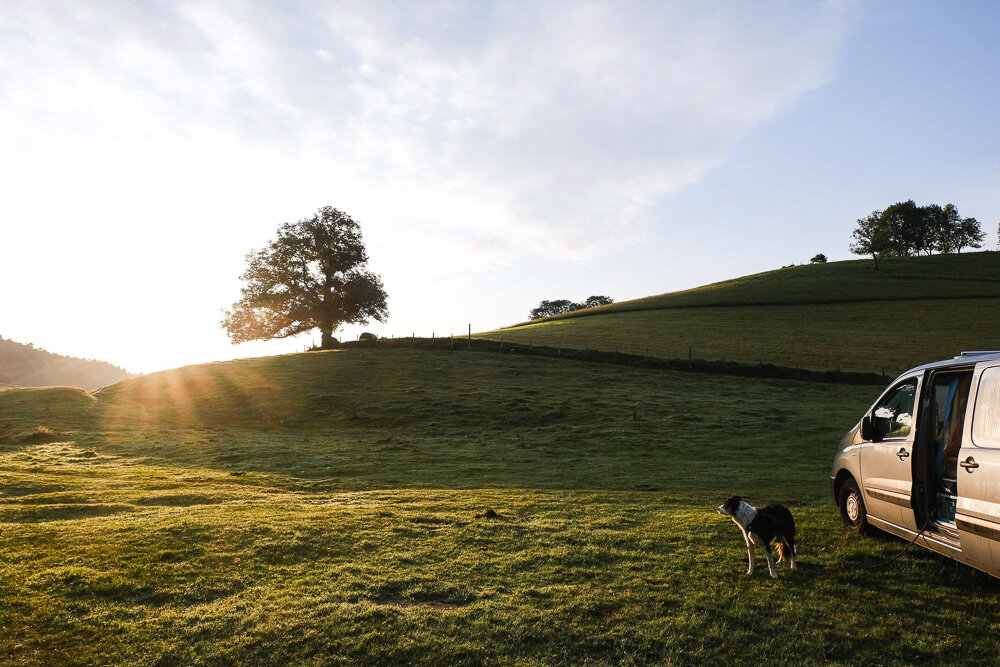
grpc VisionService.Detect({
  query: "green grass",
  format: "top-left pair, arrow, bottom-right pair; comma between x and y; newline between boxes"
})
3,349 -> 1000,665
485,252 -> 1000,374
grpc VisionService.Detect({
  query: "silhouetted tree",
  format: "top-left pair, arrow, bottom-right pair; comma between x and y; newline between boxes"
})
583,295 -> 614,308
529,295 -> 614,319
956,214 -> 986,252
851,201 -> 984,267
882,200 -> 930,256
809,253 -> 828,264
923,203 -> 983,254
222,207 -> 388,349
850,210 -> 893,269
529,299 -> 575,320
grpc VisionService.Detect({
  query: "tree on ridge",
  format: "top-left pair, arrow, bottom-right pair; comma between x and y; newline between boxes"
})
849,200 -> 984,268
529,295 -> 614,320
222,206 -> 388,349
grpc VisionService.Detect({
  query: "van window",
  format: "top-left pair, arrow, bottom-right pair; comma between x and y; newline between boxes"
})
973,367 -> 1000,448
873,379 -> 917,439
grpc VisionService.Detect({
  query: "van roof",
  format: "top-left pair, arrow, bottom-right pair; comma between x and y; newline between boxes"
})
904,351 -> 1000,375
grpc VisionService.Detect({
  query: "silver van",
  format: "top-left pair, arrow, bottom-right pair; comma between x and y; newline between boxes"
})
832,351 -> 1000,576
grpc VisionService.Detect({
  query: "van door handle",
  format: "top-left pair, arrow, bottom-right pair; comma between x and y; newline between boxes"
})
960,457 -> 979,471
897,448 -> 910,460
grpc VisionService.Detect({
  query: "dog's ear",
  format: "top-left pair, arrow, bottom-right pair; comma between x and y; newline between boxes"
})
725,496 -> 742,512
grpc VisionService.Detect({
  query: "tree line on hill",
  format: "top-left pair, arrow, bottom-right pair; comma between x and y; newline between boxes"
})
0,336 -> 132,391
850,200 -> 985,269
529,296 -> 614,320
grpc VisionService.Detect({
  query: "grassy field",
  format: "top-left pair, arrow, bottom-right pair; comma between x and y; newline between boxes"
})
3,349 -> 1000,664
485,253 -> 1000,374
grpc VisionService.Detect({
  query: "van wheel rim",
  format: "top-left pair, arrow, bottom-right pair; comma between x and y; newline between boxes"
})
846,493 -> 860,522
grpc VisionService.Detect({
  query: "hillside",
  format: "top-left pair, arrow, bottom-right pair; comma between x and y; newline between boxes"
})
0,336 -> 132,391
3,348 -> 1000,664
486,252 -> 1000,374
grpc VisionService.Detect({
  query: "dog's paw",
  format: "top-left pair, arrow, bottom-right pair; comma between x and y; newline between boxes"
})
768,570 -> 779,579
745,569 -> 755,576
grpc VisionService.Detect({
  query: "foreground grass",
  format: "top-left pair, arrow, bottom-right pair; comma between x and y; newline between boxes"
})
2,350 -> 1000,664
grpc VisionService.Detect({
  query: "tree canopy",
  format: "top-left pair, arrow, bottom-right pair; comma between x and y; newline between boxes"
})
222,207 -> 388,349
850,200 -> 984,269
529,295 -> 613,320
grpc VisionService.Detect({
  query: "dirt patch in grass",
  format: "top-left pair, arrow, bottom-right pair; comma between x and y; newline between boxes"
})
17,426 -> 62,445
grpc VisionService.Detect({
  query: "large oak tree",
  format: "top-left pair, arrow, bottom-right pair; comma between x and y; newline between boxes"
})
222,207 -> 388,349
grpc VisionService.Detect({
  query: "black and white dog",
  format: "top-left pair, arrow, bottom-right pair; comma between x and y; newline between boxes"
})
716,496 -> 796,578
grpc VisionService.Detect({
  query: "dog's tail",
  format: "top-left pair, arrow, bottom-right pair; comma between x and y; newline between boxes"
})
776,537 -> 795,563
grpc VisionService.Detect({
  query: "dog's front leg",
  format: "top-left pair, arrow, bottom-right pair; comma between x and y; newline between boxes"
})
743,533 -> 756,576
762,542 -> 778,579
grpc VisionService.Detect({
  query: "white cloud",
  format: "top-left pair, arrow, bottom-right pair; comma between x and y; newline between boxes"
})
0,0 -> 854,371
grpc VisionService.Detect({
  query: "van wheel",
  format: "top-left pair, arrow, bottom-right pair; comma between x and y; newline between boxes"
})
839,479 -> 869,535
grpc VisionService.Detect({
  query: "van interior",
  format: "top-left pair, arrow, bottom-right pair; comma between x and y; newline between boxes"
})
912,368 -> 974,538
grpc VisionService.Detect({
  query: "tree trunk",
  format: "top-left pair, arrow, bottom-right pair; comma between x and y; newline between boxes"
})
320,327 -> 336,349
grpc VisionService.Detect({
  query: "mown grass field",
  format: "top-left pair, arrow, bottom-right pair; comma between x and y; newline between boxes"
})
486,252 -> 1000,374
3,349 -> 1000,664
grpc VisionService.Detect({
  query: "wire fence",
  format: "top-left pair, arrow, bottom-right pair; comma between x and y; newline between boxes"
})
328,331 -> 890,386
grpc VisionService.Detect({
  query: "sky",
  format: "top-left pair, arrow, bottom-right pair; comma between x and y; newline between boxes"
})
1,1 -> 998,374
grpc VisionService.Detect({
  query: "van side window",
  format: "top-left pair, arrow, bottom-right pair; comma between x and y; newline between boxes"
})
873,379 -> 917,439
973,367 -> 1000,447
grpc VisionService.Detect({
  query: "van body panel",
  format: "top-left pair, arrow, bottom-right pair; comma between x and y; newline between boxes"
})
858,374 -> 921,530
954,363 -> 1000,571
831,427 -> 864,500
860,441 -> 914,526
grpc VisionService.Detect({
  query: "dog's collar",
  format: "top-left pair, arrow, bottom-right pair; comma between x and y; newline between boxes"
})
733,501 -> 757,529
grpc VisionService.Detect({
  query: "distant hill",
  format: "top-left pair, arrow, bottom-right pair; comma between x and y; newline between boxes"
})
0,336 -> 132,391
484,251 -> 1000,375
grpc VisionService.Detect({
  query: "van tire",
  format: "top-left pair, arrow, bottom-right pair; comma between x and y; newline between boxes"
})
839,479 -> 870,535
